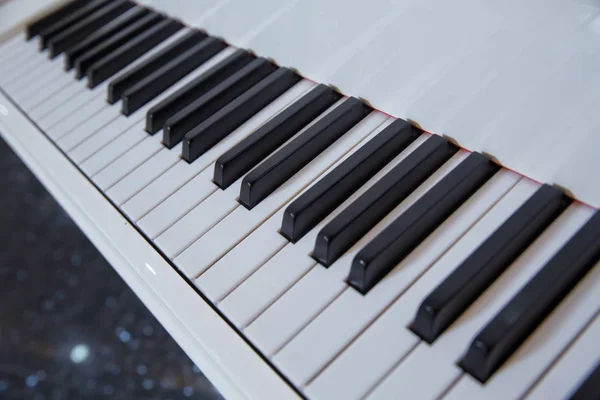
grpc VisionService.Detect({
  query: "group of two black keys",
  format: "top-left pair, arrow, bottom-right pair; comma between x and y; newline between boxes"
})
27,0 -> 600,385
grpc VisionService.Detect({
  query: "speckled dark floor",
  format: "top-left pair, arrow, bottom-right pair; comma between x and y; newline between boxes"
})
0,136 -> 222,399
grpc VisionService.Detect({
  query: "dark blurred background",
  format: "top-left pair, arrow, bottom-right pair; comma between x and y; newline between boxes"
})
0,136 -> 222,399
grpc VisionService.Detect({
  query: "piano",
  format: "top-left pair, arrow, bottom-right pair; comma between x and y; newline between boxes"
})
0,0 -> 598,398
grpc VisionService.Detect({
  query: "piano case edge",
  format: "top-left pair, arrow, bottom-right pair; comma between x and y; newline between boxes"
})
0,89 -> 300,400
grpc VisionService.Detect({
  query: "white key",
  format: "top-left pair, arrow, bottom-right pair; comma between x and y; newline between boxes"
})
0,39 -> 39,76
21,71 -> 75,112
51,93 -> 109,142
243,131 -> 430,354
32,28 -> 193,132
77,119 -> 147,175
28,80 -> 85,121
196,212 -> 289,303
151,97 -> 351,255
122,79 -> 314,221
174,111 -> 389,276
107,145 -> 181,206
37,87 -> 98,133
0,47 -> 44,85
0,33 -> 28,60
526,313 -> 600,400
92,136 -> 163,190
445,260 -> 600,400
366,202 -> 593,400
271,159 -> 524,388
225,150 -> 466,371
68,47 -> 237,164
59,105 -> 122,152
304,171 -> 524,400
5,53 -> 64,96
138,167 -> 217,239
13,59 -> 67,103
156,186 -> 237,259
248,170 -> 521,360
196,123 -> 419,306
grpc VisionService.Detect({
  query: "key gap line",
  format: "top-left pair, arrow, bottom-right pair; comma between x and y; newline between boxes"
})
268,273 -> 348,357
118,156 -> 180,207
359,340 -> 421,400
150,186 -> 219,241
76,117 -> 146,165
518,308 -> 600,400
89,131 -> 149,178
65,111 -> 122,154
243,261 -> 320,331
53,94 -> 109,142
23,75 -> 77,113
301,173 -> 523,389
43,85 -> 107,133
103,146 -> 163,192
132,159 -> 214,223
31,84 -> 86,122
437,371 -> 465,400
212,240 -> 289,304
171,202 -> 241,260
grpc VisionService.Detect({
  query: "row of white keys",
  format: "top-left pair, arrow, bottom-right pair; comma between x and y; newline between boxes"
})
3,50 -> 65,96
220,142 -> 467,352
92,135 -> 164,190
27,74 -> 84,120
123,82 -> 316,223
136,81 -> 329,240
271,159 -> 519,389
242,132 -> 433,354
69,47 -> 236,166
171,109 -> 390,273
110,79 -> 314,208
0,32 -> 28,63
150,96 -> 351,256
12,56 -> 71,106
196,122 -> 424,308
444,262 -> 600,400
224,149 -> 466,339
303,171 -> 523,400
525,311 -> 600,400
0,39 -> 42,85
365,201 -> 594,400
41,28 -> 193,142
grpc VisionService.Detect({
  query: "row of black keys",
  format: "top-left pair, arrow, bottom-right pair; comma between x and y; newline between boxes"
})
27,0 -> 600,384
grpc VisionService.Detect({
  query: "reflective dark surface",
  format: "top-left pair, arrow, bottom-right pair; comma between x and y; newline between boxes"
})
0,137 -> 222,399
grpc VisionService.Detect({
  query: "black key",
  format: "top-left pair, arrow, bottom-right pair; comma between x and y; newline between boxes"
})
64,7 -> 150,71
87,18 -> 183,88
146,49 -> 254,134
459,210 -> 600,383
107,30 -> 208,104
570,362 -> 600,400
182,67 -> 301,163
313,135 -> 457,267
26,0 -> 89,40
39,0 -> 112,50
349,152 -> 498,294
47,0 -> 135,58
162,58 -> 276,148
121,37 -> 226,115
214,84 -> 341,190
281,119 -> 420,243
410,184 -> 571,344
74,12 -> 163,79
239,97 -> 372,210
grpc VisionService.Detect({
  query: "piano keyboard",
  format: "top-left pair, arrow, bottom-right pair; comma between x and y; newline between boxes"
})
0,1 -> 598,399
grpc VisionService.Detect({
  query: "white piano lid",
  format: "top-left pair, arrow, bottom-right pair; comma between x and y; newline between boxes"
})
137,0 -> 600,207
